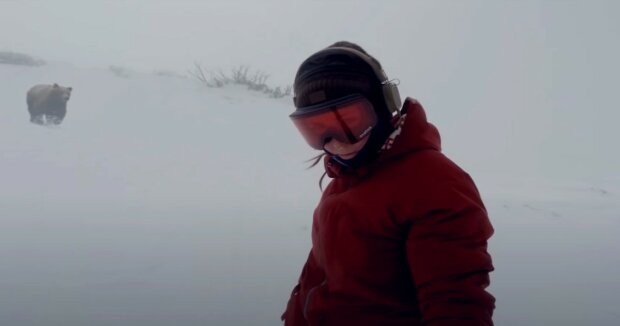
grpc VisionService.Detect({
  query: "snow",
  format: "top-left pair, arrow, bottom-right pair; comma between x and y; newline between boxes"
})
481,176 -> 620,325
1,1 -> 619,325
0,63 -> 321,326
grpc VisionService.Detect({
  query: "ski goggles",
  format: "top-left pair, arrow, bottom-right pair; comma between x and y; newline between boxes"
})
290,94 -> 378,150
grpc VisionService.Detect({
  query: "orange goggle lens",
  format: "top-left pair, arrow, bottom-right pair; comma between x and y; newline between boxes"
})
290,95 -> 377,150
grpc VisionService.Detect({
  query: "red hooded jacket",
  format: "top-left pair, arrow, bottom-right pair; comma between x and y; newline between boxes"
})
282,98 -> 495,326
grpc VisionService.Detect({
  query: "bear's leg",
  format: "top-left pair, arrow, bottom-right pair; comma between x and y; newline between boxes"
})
46,114 -> 63,125
30,114 -> 44,125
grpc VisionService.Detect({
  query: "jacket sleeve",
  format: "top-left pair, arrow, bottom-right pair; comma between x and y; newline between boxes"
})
406,172 -> 495,326
282,250 -> 324,326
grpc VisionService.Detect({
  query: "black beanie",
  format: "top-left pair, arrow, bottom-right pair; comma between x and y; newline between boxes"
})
293,42 -> 390,120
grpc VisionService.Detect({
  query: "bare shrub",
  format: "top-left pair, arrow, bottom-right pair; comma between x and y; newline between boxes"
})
0,51 -> 45,66
189,63 -> 291,99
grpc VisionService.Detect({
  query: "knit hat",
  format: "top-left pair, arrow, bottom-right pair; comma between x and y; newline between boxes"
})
293,42 -> 389,119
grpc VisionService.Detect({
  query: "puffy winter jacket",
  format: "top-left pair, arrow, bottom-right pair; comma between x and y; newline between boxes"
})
282,98 -> 495,326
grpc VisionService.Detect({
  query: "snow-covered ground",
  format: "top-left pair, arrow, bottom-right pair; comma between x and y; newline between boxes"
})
0,63 -> 321,326
0,61 -> 618,326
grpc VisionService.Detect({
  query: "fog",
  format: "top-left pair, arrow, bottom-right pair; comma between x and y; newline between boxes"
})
1,1 -> 619,325
3,0 -> 619,179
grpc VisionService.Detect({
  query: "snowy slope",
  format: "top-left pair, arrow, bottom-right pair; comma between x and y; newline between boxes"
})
1,62 -> 618,326
0,62 -> 322,326
482,176 -> 620,325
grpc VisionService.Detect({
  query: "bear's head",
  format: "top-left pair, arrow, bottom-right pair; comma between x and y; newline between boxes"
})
52,83 -> 72,103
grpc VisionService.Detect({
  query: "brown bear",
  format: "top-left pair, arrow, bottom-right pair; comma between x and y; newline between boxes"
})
26,83 -> 72,125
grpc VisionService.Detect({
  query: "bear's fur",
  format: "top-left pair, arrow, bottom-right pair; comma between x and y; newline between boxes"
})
26,83 -> 72,125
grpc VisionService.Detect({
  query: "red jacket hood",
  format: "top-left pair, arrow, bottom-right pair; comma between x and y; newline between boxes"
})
325,97 -> 441,178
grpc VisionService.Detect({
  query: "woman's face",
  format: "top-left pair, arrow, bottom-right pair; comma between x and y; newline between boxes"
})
323,136 -> 369,160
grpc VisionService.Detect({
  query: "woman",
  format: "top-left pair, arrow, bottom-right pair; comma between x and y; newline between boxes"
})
282,41 -> 495,326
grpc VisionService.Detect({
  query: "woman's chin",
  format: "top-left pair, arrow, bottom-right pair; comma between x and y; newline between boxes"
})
337,152 -> 358,160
